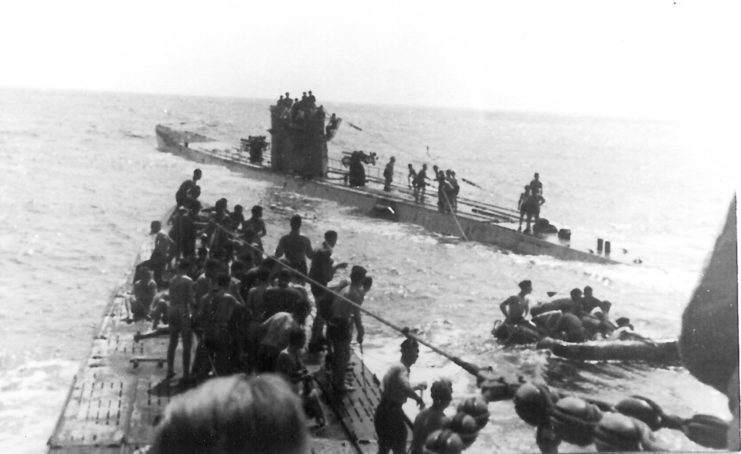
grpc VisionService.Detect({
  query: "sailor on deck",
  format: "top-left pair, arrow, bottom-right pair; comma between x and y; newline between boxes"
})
383,157 -> 396,192
274,214 -> 314,281
375,338 -> 426,454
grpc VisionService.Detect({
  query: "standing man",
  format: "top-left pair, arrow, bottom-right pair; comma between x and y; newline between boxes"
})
407,164 -> 417,190
149,220 -> 174,288
383,157 -> 396,192
530,172 -> 543,196
375,338 -> 426,454
308,230 -> 348,352
175,169 -> 202,206
326,266 -> 369,393
242,205 -> 267,252
274,214 -> 314,280
167,260 -> 195,382
413,164 -> 430,204
518,190 -> 546,233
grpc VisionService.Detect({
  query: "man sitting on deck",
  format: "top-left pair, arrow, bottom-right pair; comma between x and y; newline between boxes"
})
275,327 -> 326,428
274,214 -> 314,282
131,267 -> 157,320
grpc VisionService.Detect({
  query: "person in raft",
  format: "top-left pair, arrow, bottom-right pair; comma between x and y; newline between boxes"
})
500,280 -> 537,330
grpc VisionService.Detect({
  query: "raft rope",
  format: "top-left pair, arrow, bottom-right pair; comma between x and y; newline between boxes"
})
201,217 -> 730,452
441,187 -> 468,241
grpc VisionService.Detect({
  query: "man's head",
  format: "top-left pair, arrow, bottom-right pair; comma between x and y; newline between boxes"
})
231,260 -> 246,277
276,269 -> 292,287
390,156 -> 395,163
151,374 -> 308,454
584,286 -> 593,297
205,259 -> 222,279
234,204 -> 243,214
408,163 -> 413,169
616,317 -> 634,330
193,169 -> 202,181
288,326 -> 307,349
216,274 -> 231,289
350,266 -> 367,285
251,205 -> 263,218
519,280 -> 533,294
361,276 -> 373,292
570,288 -> 583,301
255,268 -> 271,285
430,379 -> 453,407
290,214 -> 302,230
178,259 -> 191,272
401,338 -> 420,366
534,172 -> 539,180
150,220 -> 162,234
324,230 -> 338,247
285,91 -> 290,98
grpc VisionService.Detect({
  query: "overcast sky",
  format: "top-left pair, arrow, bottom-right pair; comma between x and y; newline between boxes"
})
1,1 -> 739,119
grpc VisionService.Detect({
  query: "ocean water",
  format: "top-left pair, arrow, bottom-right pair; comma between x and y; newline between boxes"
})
0,88 -> 736,453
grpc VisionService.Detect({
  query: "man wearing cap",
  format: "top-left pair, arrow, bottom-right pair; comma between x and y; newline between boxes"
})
375,338 -> 427,454
410,379 -> 453,454
326,265 -> 369,393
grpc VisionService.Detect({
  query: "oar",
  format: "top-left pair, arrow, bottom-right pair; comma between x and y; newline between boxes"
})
347,121 -> 363,131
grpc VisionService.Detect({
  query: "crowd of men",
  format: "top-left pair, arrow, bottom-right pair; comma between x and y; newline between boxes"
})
274,90 -> 331,125
133,168 -> 458,450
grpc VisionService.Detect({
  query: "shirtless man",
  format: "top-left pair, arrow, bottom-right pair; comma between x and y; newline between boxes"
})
407,164 -> 417,190
275,327 -> 326,428
410,380 -> 453,454
413,164 -> 430,203
262,269 -> 310,320
518,190 -> 546,233
308,230 -> 348,352
529,172 -> 543,196
148,220 -> 174,288
131,267 -> 157,320
242,205 -> 267,252
175,169 -> 202,206
500,280 -> 536,329
274,214 -> 314,280
191,274 -> 243,378
375,338 -> 426,454
327,266 -> 368,392
166,260 -> 195,381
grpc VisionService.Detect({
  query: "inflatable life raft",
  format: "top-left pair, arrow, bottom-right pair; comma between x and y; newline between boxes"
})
536,337 -> 680,363
492,320 -> 543,344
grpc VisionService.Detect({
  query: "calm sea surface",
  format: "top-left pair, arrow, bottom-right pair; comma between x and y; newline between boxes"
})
0,88 -> 736,453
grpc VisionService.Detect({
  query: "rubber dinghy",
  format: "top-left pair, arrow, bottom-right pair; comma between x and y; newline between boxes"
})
536,337 -> 680,363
